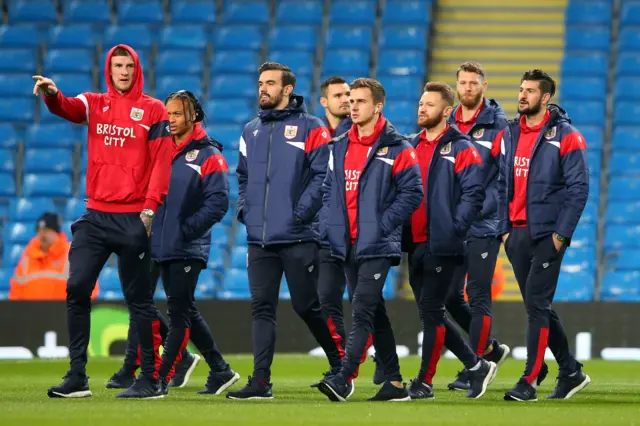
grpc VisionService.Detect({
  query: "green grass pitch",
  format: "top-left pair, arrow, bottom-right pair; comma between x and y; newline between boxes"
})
1,355 -> 639,425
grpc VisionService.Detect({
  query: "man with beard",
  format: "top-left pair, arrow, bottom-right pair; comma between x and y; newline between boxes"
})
403,82 -> 497,400
227,62 -> 344,400
445,62 -> 512,391
319,76 -> 353,138
498,69 -> 590,402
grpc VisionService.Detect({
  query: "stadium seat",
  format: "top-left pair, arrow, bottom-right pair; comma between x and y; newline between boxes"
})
276,1 -> 323,26
614,101 -> 640,126
608,176 -> 640,201
0,24 -> 45,48
208,123 -> 244,146
117,1 -> 164,25
171,0 -> 216,25
378,75 -> 422,100
580,125 -> 603,150
65,198 -> 86,221
156,75 -> 203,102
0,98 -> 35,123
156,50 -> 204,75
0,48 -> 36,72
384,101 -> 415,126
207,244 -> 226,272
25,123 -> 81,149
210,75 -> 256,99
614,77 -> 640,103
563,100 -> 605,125
604,248 -> 640,271
621,1 -> 640,26
22,173 -> 73,197
210,226 -> 229,248
50,73 -> 94,96
601,271 -> 640,301
159,26 -> 208,52
609,151 -> 640,176
0,149 -> 15,172
616,52 -> 640,77
0,124 -> 18,149
0,172 -> 16,196
205,99 -> 253,124
64,0 -> 111,25
98,267 -> 122,299
267,51 -> 314,76
214,26 -> 263,51
619,29 -> 640,52
293,76 -> 312,98
269,26 -> 318,51
8,0 -> 57,25
325,27 -> 373,50
103,25 -> 153,53
222,1 -> 269,25
4,221 -> 33,244
565,1 -> 612,26
612,126 -> 640,150
562,77 -> 606,101
378,49 -> 425,76
196,271 -> 216,297
48,25 -> 98,49
382,0 -> 431,25
44,49 -> 94,74
0,74 -> 34,97
211,50 -> 260,74
78,174 -> 86,198
380,27 -> 427,49
230,245 -> 248,269
562,53 -> 608,78
587,150 -> 601,177
605,200 -> 640,224
561,247 -> 595,273
228,177 -> 240,201
219,268 -> 251,299
322,50 -> 370,75
23,149 -> 73,174
565,26 -> 611,52
571,222 -> 596,248
554,271 -> 594,302
0,268 -> 12,299
3,243 -> 25,267
604,224 -> 640,250
330,0 -> 376,26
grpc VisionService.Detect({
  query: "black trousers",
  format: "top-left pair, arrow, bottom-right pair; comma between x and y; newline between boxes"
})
505,227 -> 578,383
248,242 -> 343,381
408,243 -> 479,385
341,248 -> 401,383
317,247 -> 348,349
66,210 -> 160,379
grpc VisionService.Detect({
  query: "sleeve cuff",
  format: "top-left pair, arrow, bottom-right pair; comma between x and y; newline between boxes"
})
143,199 -> 160,212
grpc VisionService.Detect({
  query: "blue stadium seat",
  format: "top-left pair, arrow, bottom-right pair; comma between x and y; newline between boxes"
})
608,176 -> 640,201
384,101 -> 415,126
378,75 -> 422,100
294,76 -> 312,98
156,75 -> 203,102
3,243 -> 25,267
23,148 -> 73,173
267,51 -> 314,76
561,247 -> 595,273
155,50 -> 203,75
0,149 -> 15,172
0,48 -> 36,72
78,174 -> 86,198
276,1 -> 323,26
210,75 -> 256,99
563,100 -> 605,125
0,268 -> 12,299
380,26 -> 427,50
587,150 -> 601,177
565,1 -> 612,26
601,271 -> 640,301
230,245 -> 248,269
325,27 -> 373,50
4,222 -> 33,244
605,248 -> 640,271
0,173 -> 16,196
211,50 -> 259,74
562,53 -> 608,77
0,124 -> 18,149
222,1 -> 269,25
50,73 -> 94,96
0,74 -> 33,97
616,52 -> 640,77
565,26 -> 610,52
22,173 -> 72,197
159,26 -> 208,52
609,151 -> 640,176
621,1 -> 640,26
48,25 -> 98,49
614,101 -> 640,126
604,224 -> 640,250
209,123 -> 244,146
382,0 -> 431,25
207,244 -> 226,273
562,77 -> 606,101
612,126 -> 640,150
606,200 -> 640,224
103,25 -> 153,53
171,0 -> 216,25
196,271 -> 216,298
378,49 -> 425,76
210,226 -> 229,248
44,49 -> 94,74
580,125 -> 603,151
25,123 -> 81,149
0,24 -> 45,48
269,26 -> 318,51
117,1 -> 164,25
619,28 -> 640,52
98,267 -> 123,300
205,99 -> 253,124
219,268 -> 250,299
322,50 -> 370,75
554,271 -> 594,302
8,0 -> 57,25
214,26 -> 263,51
614,77 -> 640,102
9,197 -> 56,221
0,98 -> 34,123
65,198 -> 86,221
233,226 -> 248,247
64,0 -> 111,25
330,1 -> 376,26
571,223 -> 596,248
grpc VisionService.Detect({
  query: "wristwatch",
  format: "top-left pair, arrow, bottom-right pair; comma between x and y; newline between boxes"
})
141,209 -> 154,218
554,233 -> 566,243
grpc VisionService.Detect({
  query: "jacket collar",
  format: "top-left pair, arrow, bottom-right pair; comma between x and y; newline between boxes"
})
258,94 -> 306,122
449,97 -> 507,127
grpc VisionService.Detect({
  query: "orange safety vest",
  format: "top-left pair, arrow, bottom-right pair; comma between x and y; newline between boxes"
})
9,233 -> 99,300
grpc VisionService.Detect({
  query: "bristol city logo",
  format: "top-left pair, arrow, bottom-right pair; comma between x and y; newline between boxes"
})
130,107 -> 144,121
284,125 -> 298,139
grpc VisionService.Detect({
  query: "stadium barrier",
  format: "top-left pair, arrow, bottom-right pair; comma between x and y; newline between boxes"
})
0,301 -> 638,361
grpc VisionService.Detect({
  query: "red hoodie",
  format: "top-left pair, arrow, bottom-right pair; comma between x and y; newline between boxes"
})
344,115 -> 386,242
44,44 -> 173,213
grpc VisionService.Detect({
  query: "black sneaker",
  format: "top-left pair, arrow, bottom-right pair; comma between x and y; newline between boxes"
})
368,380 -> 410,402
483,342 -> 511,367
168,353 -> 201,388
537,362 -> 550,386
197,368 -> 241,395
317,374 -> 353,402
310,367 -> 340,389
47,373 -> 92,398
106,369 -> 135,389
505,378 -> 538,402
547,367 -> 591,399
226,376 -> 273,400
115,375 -> 164,399
466,360 -> 497,399
447,369 -> 470,391
408,379 -> 434,400
372,355 -> 385,385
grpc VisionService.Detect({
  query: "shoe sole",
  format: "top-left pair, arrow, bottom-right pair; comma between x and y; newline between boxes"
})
504,393 -> 538,402
557,374 -> 591,400
447,384 -> 470,391
47,390 -> 92,398
386,396 -> 411,402
172,354 -> 202,389
212,372 -> 241,396
106,383 -> 132,390
115,394 -> 165,399
226,395 -> 274,400
317,381 -> 346,402
496,344 -> 511,367
346,380 -> 355,399
469,361 -> 497,399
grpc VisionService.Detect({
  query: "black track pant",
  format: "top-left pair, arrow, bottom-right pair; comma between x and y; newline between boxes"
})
317,247 -> 348,349
248,242 -> 343,382
505,227 -> 578,383
66,210 -> 161,379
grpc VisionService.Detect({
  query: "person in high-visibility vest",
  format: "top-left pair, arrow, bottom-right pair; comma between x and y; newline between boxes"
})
9,212 -> 99,300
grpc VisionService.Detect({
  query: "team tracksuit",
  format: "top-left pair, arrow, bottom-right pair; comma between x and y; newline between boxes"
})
44,44 -> 173,398
497,105 -> 590,399
229,95 -> 344,398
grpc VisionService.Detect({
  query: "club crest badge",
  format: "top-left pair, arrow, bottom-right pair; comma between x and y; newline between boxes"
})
376,147 -> 388,156
130,107 -> 144,121
185,149 -> 199,162
284,125 -> 298,139
544,126 -> 557,140
472,128 -> 484,139
440,142 -> 452,155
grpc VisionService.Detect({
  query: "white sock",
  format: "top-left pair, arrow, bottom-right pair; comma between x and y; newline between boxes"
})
469,360 -> 482,371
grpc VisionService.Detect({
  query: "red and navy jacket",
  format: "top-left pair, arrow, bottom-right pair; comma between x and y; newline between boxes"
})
402,125 -> 485,256
321,115 -> 353,138
323,120 -> 423,263
43,44 -> 173,214
151,124 -> 229,264
448,98 -> 508,238
237,95 -> 331,245
497,104 -> 589,241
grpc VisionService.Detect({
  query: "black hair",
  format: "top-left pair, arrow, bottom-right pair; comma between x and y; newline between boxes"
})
521,69 -> 556,98
258,62 -> 296,90
320,76 -> 348,98
165,90 -> 205,124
